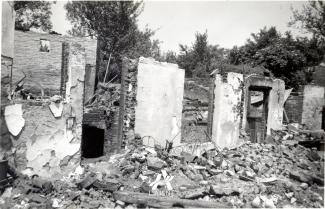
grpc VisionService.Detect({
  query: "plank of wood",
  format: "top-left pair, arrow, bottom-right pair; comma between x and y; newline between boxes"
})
113,191 -> 229,208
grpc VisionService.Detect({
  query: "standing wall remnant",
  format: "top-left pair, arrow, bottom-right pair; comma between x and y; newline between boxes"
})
84,64 -> 96,104
1,43 -> 86,179
302,85 -> 325,130
211,73 -> 286,148
12,30 -> 97,95
266,79 -> 286,134
134,57 -> 185,147
211,72 -> 244,149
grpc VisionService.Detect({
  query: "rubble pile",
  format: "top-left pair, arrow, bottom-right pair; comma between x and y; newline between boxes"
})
1,131 -> 323,208
85,82 -> 120,114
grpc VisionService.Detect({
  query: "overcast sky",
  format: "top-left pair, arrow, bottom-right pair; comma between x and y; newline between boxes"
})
51,1 -> 308,53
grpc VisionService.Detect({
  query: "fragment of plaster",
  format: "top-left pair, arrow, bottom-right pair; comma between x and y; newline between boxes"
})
4,104 -> 25,136
49,102 -> 64,118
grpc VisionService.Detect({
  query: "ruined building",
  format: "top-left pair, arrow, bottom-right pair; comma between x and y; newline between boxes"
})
0,3 -> 324,182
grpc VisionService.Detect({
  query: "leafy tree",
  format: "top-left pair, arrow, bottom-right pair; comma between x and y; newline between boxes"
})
177,31 -> 224,77
14,1 -> 54,32
164,51 -> 178,64
289,0 -> 325,41
228,27 -> 325,89
65,1 -> 162,81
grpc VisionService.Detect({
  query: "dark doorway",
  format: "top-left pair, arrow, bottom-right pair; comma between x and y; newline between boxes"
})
81,125 -> 104,158
247,87 -> 270,143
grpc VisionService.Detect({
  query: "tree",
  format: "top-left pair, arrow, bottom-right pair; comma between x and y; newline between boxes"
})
65,1 -> 162,81
14,1 -> 54,32
228,27 -> 325,89
65,1 -> 159,57
289,0 -> 325,41
177,31 -> 225,77
164,51 -> 178,64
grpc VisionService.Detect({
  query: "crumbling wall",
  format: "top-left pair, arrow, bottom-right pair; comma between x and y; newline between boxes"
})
11,104 -> 80,178
242,75 -> 285,136
211,73 -> 285,148
134,57 -> 185,147
284,90 -> 304,123
119,58 -> 139,149
302,85 -> 325,130
211,72 -> 244,149
84,64 -> 96,103
1,43 -> 86,179
12,30 -> 96,95
266,79 -> 286,134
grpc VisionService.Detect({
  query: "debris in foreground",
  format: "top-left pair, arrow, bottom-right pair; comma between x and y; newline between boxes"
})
0,125 -> 324,208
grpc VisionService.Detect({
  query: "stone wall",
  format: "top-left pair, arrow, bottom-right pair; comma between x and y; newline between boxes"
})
0,43 -> 86,179
12,30 -> 97,95
301,85 -> 325,130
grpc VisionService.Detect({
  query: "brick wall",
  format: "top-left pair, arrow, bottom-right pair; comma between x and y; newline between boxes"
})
312,65 -> 325,87
13,30 -> 97,95
284,91 -> 304,123
118,58 -> 138,149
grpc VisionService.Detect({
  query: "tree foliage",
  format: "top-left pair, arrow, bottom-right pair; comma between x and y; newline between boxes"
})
65,1 -> 162,81
65,1 -> 159,58
289,0 -> 325,41
14,1 -> 54,32
228,27 -> 325,89
177,31 -> 225,77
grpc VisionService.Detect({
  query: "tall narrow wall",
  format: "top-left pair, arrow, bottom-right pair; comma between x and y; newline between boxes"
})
266,79 -> 285,134
211,72 -> 244,149
134,57 -> 185,147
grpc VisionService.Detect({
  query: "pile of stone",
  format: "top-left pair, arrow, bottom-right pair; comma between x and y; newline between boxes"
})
85,82 -> 120,113
1,132 -> 323,208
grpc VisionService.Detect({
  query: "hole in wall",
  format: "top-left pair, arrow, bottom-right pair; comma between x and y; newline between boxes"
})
81,124 -> 104,158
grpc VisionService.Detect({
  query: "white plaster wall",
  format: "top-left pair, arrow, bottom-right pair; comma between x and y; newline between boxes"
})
7,43 -> 86,180
135,57 -> 185,147
211,72 -> 243,149
1,1 -> 15,58
266,79 -> 285,135
302,85 -> 325,130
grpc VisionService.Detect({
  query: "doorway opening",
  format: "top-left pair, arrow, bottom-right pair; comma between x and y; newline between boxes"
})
81,124 -> 105,158
247,87 -> 270,143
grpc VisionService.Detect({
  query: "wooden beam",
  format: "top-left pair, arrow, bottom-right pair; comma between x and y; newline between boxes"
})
113,191 -> 229,208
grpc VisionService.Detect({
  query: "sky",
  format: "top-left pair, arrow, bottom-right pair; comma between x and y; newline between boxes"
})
51,1 -> 308,53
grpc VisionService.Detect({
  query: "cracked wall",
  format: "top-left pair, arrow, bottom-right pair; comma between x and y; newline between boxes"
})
211,73 -> 286,148
1,43 -> 86,179
211,72 -> 244,149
